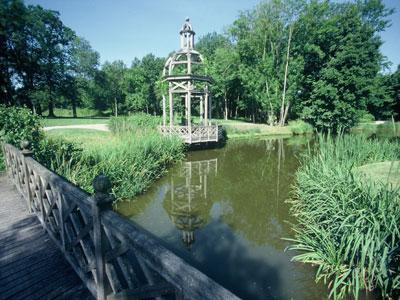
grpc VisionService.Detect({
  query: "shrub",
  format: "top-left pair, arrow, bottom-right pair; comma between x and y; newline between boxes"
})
42,130 -> 185,201
0,105 -> 43,172
109,113 -> 161,135
36,137 -> 83,173
223,125 -> 261,136
357,111 -> 375,123
288,120 -> 314,135
0,105 -> 43,151
288,134 -> 400,299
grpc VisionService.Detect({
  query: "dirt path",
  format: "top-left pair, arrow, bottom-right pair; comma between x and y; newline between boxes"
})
43,124 -> 109,132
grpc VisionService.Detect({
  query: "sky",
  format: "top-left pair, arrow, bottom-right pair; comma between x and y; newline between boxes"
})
24,0 -> 400,72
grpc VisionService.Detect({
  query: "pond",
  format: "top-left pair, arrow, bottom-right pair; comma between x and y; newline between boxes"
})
116,136 -> 328,299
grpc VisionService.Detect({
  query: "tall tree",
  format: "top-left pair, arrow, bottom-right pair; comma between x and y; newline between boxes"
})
102,60 -> 126,116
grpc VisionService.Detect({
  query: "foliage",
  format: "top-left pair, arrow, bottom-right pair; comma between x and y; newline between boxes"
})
2,0 -> 399,131
288,120 -> 314,135
44,128 -> 184,201
223,125 -> 261,136
108,113 -> 161,134
288,134 -> 400,299
0,0 -> 99,116
36,137 -> 83,172
0,105 -> 43,151
0,152 -> 4,172
357,111 -> 375,123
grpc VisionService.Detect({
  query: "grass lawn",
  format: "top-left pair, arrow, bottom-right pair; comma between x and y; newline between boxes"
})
356,160 -> 400,189
43,118 -> 109,127
211,118 -> 311,137
351,121 -> 400,137
45,128 -> 113,146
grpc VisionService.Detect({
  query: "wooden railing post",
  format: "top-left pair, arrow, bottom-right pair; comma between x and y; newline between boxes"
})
92,174 -> 114,300
20,141 -> 33,212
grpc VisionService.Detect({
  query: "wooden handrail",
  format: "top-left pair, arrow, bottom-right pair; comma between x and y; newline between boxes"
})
2,142 -> 239,300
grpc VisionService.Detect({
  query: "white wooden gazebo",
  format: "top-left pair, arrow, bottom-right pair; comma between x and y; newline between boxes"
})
160,18 -> 221,144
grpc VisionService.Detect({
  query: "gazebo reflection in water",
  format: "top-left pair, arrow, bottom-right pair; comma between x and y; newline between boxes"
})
164,158 -> 218,248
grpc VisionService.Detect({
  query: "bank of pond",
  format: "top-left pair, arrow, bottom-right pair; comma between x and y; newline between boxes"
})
1,111 -> 400,299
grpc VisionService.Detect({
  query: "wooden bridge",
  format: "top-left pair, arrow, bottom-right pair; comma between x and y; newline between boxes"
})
0,142 -> 239,300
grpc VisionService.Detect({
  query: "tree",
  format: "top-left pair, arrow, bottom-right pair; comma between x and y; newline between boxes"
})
294,0 -> 392,130
102,60 -> 126,116
67,36 -> 99,117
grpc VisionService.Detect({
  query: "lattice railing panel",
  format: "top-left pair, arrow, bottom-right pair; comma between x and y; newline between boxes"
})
160,125 -> 222,143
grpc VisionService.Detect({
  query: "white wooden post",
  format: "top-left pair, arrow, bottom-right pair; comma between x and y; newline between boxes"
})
162,95 -> 166,126
188,82 -> 192,144
169,87 -> 173,127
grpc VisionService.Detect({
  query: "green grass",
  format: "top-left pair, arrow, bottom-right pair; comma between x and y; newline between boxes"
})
288,120 -> 314,135
288,134 -> 400,299
351,121 -> 400,138
43,107 -> 106,118
356,161 -> 400,189
46,129 -> 111,143
43,118 -> 109,127
44,117 -> 184,201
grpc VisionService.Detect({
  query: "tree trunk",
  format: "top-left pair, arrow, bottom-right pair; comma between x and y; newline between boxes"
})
48,98 -> 55,117
72,98 -> 77,118
114,97 -> 118,117
36,103 -> 42,116
224,91 -> 228,120
279,26 -> 293,126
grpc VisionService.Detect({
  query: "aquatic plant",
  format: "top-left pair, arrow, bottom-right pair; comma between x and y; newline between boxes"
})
288,134 -> 400,299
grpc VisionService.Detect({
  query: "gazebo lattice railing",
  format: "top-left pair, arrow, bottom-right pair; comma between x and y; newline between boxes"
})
160,124 -> 222,143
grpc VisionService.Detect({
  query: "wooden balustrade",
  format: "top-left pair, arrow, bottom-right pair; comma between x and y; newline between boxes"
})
2,142 -> 239,300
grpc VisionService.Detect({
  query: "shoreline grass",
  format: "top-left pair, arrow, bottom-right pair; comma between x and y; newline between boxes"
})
43,117 -> 185,201
288,134 -> 400,299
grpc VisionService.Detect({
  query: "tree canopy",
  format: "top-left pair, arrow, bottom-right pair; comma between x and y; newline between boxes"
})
1,0 -> 398,130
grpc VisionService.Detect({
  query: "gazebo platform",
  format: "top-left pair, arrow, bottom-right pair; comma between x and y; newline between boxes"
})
160,125 -> 222,144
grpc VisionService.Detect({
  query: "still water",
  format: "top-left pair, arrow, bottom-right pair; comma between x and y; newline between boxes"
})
116,136 -> 328,299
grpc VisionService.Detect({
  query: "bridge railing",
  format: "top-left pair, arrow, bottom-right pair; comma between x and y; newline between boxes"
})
2,142 -> 239,300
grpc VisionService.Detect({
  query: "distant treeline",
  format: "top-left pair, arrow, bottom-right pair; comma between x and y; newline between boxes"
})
1,0 -> 399,130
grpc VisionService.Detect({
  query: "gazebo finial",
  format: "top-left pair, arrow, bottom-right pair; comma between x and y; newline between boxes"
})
180,18 -> 194,49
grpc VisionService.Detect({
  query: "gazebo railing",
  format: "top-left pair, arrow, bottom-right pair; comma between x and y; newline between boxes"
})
160,125 -> 222,144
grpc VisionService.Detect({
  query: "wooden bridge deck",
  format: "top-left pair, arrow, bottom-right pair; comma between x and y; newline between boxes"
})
0,174 -> 92,300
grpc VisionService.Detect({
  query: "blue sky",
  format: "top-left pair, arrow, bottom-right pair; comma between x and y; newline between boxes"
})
25,0 -> 400,72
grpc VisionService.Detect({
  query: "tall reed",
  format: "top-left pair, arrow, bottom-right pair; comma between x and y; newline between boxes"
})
288,134 -> 400,299
41,114 -> 184,201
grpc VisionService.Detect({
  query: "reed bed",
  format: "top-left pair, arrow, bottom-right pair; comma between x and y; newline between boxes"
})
42,114 -> 184,201
288,134 -> 400,299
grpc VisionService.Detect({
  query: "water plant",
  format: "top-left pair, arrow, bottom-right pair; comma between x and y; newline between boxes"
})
288,134 -> 400,299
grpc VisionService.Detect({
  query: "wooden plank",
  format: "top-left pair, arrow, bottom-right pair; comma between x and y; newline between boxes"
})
109,282 -> 176,300
0,172 -> 92,300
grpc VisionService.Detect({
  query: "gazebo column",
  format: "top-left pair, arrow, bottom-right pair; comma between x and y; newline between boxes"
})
204,87 -> 209,126
184,94 -> 188,125
162,95 -> 166,126
200,96 -> 204,124
187,53 -> 191,74
188,82 -> 192,143
208,93 -> 212,123
169,86 -> 173,127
